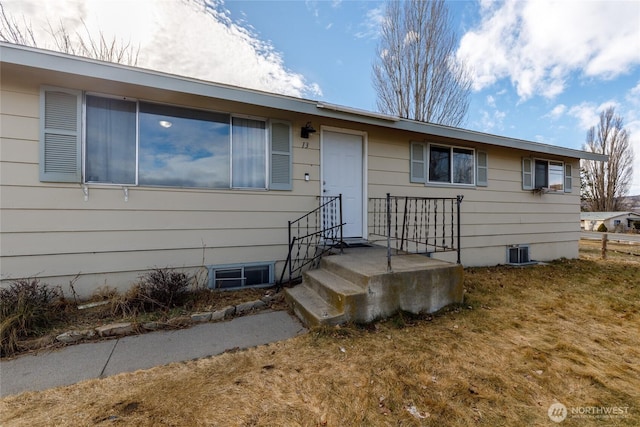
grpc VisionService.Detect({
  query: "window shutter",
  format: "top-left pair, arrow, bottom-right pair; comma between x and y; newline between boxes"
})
564,163 -> 572,193
522,157 -> 533,190
40,86 -> 82,182
476,151 -> 488,187
410,142 -> 426,183
270,120 -> 292,190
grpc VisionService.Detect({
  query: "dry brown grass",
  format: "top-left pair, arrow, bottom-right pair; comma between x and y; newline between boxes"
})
2,244 -> 639,426
580,237 -> 640,258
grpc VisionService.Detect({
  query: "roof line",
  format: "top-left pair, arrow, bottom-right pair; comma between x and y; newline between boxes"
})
0,42 -> 608,162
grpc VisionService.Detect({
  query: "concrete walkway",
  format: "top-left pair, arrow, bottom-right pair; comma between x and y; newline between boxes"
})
0,310 -> 306,397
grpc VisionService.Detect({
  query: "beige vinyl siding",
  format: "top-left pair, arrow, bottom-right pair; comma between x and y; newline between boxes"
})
367,136 -> 581,266
1,59 -> 585,295
0,70 -> 321,296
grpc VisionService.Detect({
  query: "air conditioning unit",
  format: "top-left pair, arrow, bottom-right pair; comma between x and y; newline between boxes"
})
507,245 -> 530,265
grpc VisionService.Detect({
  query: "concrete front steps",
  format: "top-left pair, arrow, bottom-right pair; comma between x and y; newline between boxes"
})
285,246 -> 464,327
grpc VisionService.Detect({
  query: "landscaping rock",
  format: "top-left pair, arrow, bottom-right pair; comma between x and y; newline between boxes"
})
209,310 -> 224,322
235,300 -> 266,315
210,306 -> 231,321
22,334 -> 56,350
261,293 -> 275,303
167,316 -> 192,327
262,292 -> 284,304
56,329 -> 96,343
96,322 -> 134,337
142,322 -> 163,331
191,312 -> 212,323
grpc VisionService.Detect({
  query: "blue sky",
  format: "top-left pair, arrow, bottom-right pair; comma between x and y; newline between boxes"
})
6,0 -> 640,194
223,0 -> 640,194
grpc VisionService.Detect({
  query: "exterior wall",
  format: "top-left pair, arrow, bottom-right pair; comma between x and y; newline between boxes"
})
0,67 -> 322,297
365,127 -> 581,266
1,61 -> 584,296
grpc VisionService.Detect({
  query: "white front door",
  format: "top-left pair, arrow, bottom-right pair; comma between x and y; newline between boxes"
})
322,130 -> 363,238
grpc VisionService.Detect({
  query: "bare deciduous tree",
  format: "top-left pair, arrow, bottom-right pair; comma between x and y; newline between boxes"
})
0,3 -> 36,46
372,0 -> 471,126
0,3 -> 139,65
581,107 -> 634,211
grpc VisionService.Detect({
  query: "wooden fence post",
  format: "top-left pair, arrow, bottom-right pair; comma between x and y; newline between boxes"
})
601,233 -> 608,260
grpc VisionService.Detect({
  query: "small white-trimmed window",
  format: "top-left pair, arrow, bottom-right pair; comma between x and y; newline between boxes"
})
522,158 -> 567,192
410,142 -> 481,186
208,262 -> 275,289
507,245 -> 532,265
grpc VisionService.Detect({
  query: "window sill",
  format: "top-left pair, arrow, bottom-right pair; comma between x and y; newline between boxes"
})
424,181 -> 477,189
530,187 -> 567,195
82,183 -> 271,192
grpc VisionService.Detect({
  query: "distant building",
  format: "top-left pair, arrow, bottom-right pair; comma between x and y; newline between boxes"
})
580,212 -> 640,232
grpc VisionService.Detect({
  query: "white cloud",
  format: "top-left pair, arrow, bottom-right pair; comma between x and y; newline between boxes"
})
548,104 -> 567,120
486,95 -> 496,108
354,5 -> 385,40
305,0 -> 320,19
628,80 -> 640,105
457,0 -> 640,100
561,83 -> 640,195
2,0 -> 321,98
476,108 -> 506,133
568,101 -> 619,131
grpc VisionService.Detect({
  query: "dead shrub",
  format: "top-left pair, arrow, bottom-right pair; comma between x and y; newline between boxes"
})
111,269 -> 192,316
0,279 -> 67,357
139,269 -> 191,309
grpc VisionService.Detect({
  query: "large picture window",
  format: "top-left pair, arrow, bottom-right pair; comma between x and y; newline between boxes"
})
411,142 -> 479,186
138,102 -> 231,188
40,87 -> 292,190
85,95 -> 137,184
231,117 -> 266,188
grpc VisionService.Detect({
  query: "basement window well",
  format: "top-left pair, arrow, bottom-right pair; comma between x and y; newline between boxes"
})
506,245 -> 536,266
208,262 -> 275,290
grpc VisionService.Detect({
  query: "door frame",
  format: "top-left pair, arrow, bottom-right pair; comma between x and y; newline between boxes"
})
320,126 -> 368,238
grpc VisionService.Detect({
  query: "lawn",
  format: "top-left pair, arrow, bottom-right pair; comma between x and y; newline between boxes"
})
1,242 -> 638,426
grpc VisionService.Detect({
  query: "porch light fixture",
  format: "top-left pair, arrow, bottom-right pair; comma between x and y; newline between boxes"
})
300,122 -> 316,139
159,120 -> 172,128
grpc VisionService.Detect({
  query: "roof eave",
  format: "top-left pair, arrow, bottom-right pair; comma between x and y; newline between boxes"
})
0,42 -> 609,162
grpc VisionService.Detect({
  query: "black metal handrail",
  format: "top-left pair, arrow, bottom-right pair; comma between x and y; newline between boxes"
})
277,195 -> 344,286
369,194 -> 463,270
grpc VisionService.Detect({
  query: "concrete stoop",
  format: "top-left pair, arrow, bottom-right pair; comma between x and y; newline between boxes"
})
284,246 -> 464,327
